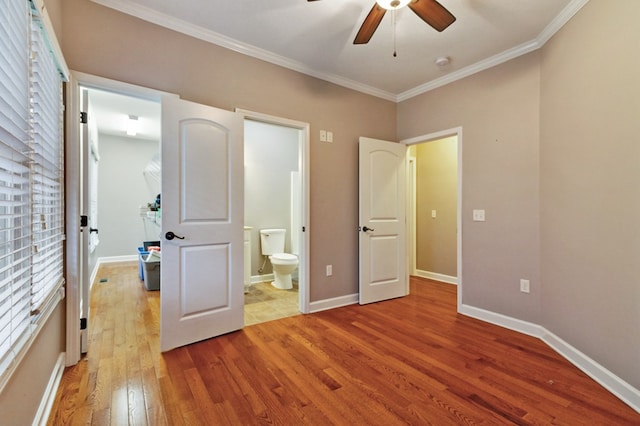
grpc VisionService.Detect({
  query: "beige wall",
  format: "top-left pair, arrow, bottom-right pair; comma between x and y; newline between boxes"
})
0,303 -> 65,425
59,0 -> 396,302
415,137 -> 457,277
399,0 -> 639,390
399,52 -> 542,323
539,0 -> 640,389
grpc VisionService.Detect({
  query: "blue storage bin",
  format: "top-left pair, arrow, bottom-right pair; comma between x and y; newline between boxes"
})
137,247 -> 148,280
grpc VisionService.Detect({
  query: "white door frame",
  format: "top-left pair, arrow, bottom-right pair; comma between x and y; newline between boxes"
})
235,109 -> 311,314
65,71 -> 176,366
401,127 -> 463,311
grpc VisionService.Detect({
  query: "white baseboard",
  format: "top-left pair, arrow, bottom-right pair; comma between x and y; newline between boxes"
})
541,331 -> 640,412
251,273 -> 274,285
309,293 -> 358,313
98,255 -> 138,264
459,304 -> 640,413
415,269 -> 458,285
33,352 -> 66,426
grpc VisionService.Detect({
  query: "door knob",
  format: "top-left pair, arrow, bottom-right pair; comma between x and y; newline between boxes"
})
165,231 -> 185,240
362,226 -> 375,232
89,228 -> 99,234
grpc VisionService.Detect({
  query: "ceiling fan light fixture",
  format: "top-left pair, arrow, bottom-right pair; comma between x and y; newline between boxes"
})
376,0 -> 410,10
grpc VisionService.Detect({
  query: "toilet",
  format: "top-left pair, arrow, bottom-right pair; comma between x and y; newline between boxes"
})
260,228 -> 298,290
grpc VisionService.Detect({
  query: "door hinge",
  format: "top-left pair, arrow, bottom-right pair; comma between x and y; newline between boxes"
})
302,226 -> 305,232
80,111 -> 88,124
80,317 -> 87,330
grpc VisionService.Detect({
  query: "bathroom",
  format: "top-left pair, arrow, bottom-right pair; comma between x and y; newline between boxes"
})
244,119 -> 304,325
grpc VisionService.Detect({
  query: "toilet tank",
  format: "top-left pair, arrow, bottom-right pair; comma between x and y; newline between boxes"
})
260,229 -> 285,255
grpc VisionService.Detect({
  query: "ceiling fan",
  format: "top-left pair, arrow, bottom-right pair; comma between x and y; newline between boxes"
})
308,0 -> 456,44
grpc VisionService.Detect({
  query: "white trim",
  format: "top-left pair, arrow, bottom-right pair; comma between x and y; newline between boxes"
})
460,303 -> 640,413
235,108 -> 311,315
90,0 -> 395,102
459,304 -> 544,338
250,274 -> 274,285
32,353 -> 66,426
309,294 -> 359,313
537,0 -> 590,45
414,270 -> 458,285
97,255 -> 138,264
90,0 -> 589,103
30,0 -> 69,80
541,331 -> 640,412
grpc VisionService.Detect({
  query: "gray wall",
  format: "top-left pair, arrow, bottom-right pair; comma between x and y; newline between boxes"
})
96,134 -> 161,260
0,303 -> 65,425
539,0 -> 640,390
399,0 -> 639,390
59,0 -> 397,303
244,120 -> 299,276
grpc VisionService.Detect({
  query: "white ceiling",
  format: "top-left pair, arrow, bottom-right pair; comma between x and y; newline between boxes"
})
88,88 -> 161,141
91,0 -> 587,101
87,0 -> 588,139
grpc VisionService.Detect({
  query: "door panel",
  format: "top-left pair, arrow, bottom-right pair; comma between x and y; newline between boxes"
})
359,137 -> 407,305
161,97 -> 243,351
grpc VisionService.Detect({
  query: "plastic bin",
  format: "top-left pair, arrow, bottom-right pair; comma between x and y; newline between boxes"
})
138,241 -> 161,280
137,247 -> 148,280
142,256 -> 161,291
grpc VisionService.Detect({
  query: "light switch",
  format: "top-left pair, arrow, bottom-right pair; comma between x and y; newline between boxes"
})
327,131 -> 333,143
473,209 -> 485,221
431,210 -> 437,218
320,130 -> 327,142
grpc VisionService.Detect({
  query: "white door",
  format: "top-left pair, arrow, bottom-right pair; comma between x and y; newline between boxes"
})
160,97 -> 244,351
79,89 -> 90,353
359,137 -> 408,304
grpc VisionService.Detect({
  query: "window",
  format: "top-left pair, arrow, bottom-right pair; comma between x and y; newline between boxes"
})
0,0 -> 65,384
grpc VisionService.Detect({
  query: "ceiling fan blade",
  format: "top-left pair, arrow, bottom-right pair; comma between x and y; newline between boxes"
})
353,3 -> 387,45
408,0 -> 456,32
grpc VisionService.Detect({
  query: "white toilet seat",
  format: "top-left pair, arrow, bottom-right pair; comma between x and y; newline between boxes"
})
270,253 -> 298,265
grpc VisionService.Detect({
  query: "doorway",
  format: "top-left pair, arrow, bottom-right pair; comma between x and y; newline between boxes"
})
238,109 -> 311,320
402,127 -> 463,308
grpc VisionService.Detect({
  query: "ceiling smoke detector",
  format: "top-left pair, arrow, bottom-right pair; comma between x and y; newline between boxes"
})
435,56 -> 450,67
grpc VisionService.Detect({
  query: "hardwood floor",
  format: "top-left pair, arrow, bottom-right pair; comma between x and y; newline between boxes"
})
48,262 -> 639,425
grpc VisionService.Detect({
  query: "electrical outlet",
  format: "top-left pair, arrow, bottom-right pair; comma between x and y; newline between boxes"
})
327,131 -> 333,143
326,265 -> 333,276
520,279 -> 530,293
473,209 -> 485,221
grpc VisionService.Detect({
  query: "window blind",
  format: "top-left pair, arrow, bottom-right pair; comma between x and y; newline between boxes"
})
30,13 -> 64,314
0,0 -> 64,380
0,0 -> 32,372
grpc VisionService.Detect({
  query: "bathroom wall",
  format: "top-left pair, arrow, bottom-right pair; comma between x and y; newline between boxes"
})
244,120 -> 300,276
415,137 -> 458,278
96,134 -> 161,261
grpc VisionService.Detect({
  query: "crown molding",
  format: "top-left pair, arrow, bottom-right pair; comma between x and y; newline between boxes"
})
91,0 -> 589,104
397,0 -> 591,102
396,40 -> 539,102
90,0 -> 397,102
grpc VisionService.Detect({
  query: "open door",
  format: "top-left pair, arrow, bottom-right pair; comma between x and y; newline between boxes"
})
160,97 -> 244,351
359,137 -> 408,304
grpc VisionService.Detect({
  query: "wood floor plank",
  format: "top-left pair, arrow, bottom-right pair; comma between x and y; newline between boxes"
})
48,264 -> 640,425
